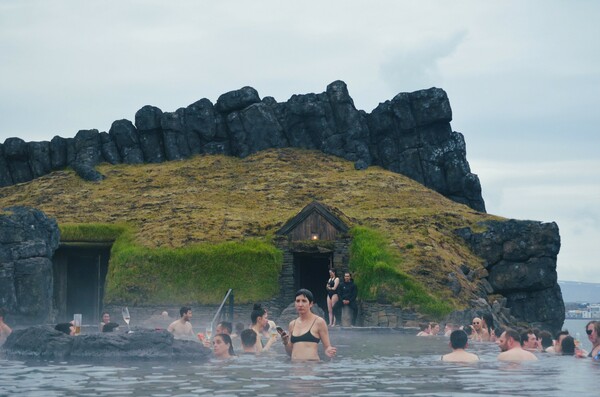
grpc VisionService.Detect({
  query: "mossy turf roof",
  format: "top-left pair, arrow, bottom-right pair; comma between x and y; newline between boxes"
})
0,148 -> 503,309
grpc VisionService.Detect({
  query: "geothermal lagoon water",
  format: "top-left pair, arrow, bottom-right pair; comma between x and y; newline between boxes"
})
1,330 -> 597,396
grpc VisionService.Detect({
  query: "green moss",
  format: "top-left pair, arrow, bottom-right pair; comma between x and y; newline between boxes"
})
60,223 -> 129,242
349,226 -> 453,319
59,222 -> 283,306
105,231 -> 282,305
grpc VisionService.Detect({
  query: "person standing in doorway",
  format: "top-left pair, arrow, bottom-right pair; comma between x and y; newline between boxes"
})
326,269 -> 339,327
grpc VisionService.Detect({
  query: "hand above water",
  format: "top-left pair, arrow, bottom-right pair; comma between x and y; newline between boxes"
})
325,345 -> 337,358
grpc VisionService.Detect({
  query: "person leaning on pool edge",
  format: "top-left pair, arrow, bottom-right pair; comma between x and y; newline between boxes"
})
280,288 -> 336,361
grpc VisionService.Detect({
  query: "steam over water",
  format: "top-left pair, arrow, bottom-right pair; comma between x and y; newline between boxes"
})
1,330 -> 597,396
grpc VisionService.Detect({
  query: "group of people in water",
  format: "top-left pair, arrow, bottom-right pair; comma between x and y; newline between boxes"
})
418,316 -> 600,362
3,286 -> 600,364
164,288 -> 336,361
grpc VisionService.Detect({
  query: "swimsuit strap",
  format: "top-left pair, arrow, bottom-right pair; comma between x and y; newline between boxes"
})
308,317 -> 317,332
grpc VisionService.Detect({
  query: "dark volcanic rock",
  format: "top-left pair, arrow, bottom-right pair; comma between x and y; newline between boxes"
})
0,144 -> 14,187
72,129 -> 105,181
3,137 -> 33,184
227,103 -> 287,158
0,206 -> 59,324
161,109 -> 191,161
27,141 -> 51,178
49,136 -> 69,170
109,120 -> 144,164
1,327 -> 211,361
216,86 -> 261,113
100,131 -> 121,164
324,81 -> 371,166
367,89 -> 485,212
1,81 -> 486,212
455,220 -> 564,333
135,105 -> 166,163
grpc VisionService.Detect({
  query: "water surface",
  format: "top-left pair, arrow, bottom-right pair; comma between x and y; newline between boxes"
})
1,331 -> 597,396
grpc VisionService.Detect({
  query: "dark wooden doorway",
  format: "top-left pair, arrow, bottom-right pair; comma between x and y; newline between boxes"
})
53,244 -> 110,325
293,252 -> 331,313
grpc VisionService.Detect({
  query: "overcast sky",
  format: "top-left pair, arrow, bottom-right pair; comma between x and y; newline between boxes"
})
1,1 -> 598,283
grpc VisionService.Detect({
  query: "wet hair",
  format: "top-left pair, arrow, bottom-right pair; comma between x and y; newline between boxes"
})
240,328 -> 257,348
251,304 -> 266,325
555,329 -> 569,340
520,329 -> 534,346
450,330 -> 469,349
462,324 -> 473,336
531,328 -> 541,339
539,330 -> 553,349
215,333 -> 235,356
295,288 -> 314,303
561,335 -> 576,355
217,321 -> 232,334
503,328 -> 521,344
481,313 -> 494,332
419,323 -> 429,332
179,306 -> 191,317
55,323 -> 72,335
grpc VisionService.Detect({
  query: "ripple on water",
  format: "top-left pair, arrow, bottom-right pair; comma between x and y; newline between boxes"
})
2,333 -> 599,396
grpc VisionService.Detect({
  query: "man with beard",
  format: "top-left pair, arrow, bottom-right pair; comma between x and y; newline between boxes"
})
167,306 -> 195,340
497,328 -> 538,361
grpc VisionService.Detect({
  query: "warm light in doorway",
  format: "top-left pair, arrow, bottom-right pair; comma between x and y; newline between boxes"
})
310,233 -> 319,240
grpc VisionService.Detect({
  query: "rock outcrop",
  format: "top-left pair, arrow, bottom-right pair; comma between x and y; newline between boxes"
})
0,81 -> 485,212
455,220 -> 564,334
0,206 -> 60,325
1,327 -> 211,361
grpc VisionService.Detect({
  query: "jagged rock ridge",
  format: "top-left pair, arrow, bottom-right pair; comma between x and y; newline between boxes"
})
0,81 -> 485,212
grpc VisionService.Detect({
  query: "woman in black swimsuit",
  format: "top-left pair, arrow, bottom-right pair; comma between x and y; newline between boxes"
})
326,269 -> 339,327
280,289 -> 337,361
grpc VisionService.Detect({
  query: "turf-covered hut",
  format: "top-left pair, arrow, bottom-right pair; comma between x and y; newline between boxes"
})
275,201 -> 351,311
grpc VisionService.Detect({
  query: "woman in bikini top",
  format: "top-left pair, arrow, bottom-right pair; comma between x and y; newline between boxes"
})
281,288 -> 336,362
290,318 -> 321,344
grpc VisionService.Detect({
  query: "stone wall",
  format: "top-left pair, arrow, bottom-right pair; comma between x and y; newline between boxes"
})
455,219 -> 564,334
0,81 -> 485,212
0,206 -> 60,325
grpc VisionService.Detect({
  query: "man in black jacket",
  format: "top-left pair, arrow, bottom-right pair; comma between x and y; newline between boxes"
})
333,272 -> 358,326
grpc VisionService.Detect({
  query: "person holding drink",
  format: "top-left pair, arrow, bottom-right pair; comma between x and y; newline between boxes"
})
280,289 -> 336,362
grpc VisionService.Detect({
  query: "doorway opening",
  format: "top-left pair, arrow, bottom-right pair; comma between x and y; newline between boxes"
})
53,244 -> 111,324
293,252 -> 332,313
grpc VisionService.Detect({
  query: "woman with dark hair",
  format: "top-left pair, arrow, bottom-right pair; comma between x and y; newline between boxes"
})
326,269 -> 340,327
251,304 -> 275,352
280,289 -> 336,361
481,313 -> 496,342
212,333 -> 235,359
560,335 -> 576,356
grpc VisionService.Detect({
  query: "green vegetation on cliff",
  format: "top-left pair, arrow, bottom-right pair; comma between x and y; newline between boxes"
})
0,149 -> 502,315
350,226 -> 452,317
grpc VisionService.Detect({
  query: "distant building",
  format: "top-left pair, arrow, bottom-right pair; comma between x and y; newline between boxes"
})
565,304 -> 600,319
